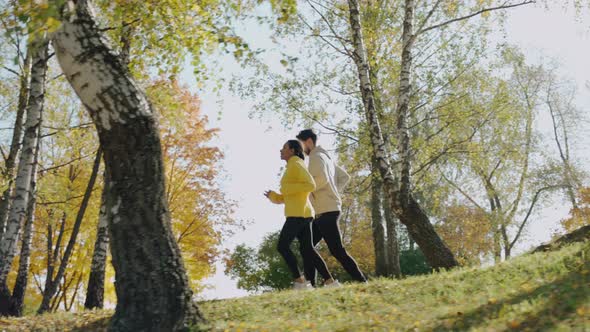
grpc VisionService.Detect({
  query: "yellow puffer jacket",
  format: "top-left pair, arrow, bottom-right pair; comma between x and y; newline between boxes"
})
268,156 -> 316,218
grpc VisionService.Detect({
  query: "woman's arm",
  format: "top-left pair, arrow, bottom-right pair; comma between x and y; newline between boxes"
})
281,161 -> 316,195
267,190 -> 284,204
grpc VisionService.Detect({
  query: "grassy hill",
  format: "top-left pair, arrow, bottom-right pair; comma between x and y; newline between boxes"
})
1,242 -> 589,331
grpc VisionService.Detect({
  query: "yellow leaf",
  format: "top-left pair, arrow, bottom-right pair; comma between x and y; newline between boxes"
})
508,320 -> 521,329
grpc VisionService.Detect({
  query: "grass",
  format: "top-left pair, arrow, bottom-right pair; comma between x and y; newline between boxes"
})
1,242 -> 589,331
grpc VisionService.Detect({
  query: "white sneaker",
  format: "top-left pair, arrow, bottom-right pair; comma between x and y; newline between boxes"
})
293,281 -> 312,291
324,280 -> 341,288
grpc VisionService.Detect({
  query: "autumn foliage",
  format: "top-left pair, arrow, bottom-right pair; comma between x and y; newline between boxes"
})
4,77 -> 236,311
561,187 -> 590,233
148,79 -> 239,292
436,205 -> 494,266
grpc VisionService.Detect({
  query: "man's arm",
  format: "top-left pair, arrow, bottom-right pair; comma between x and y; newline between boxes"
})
335,164 -> 351,193
308,154 -> 329,191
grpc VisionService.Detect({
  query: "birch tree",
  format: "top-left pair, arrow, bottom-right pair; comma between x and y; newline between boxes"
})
0,36 -> 49,308
0,3 -> 31,242
84,178 -> 108,310
50,0 -> 203,329
0,49 -> 31,242
439,48 -> 583,261
346,0 -> 458,269
370,159 -> 388,276
8,113 -> 42,316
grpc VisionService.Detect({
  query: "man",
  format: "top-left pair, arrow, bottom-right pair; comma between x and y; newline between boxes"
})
296,129 -> 367,286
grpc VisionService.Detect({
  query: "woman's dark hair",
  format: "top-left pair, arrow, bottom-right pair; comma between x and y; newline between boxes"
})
286,140 -> 305,160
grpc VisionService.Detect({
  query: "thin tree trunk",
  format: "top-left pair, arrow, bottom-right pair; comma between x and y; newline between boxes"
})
52,1 -> 203,329
488,197 -> 502,263
396,0 -> 414,207
502,223 -> 511,259
0,50 -> 32,243
502,102 -> 533,257
547,92 -> 579,210
42,212 -> 64,313
66,272 -> 83,311
383,192 -> 401,278
9,120 -> 42,316
0,37 -> 49,315
346,0 -> 458,270
49,279 -> 63,312
370,159 -> 388,277
84,173 -> 109,310
38,148 -> 102,314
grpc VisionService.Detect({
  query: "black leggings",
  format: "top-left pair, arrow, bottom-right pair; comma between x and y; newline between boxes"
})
305,211 -> 367,285
277,217 -> 332,281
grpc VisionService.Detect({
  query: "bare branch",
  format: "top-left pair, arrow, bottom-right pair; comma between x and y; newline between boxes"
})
305,0 -> 353,57
441,171 -> 486,212
49,73 -> 65,82
1,65 -> 20,77
509,184 -> 568,250
413,0 -> 443,43
418,1 -> 535,36
40,153 -> 95,173
298,13 -> 351,58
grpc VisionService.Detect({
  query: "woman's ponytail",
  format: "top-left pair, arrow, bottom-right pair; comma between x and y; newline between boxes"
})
286,140 -> 305,160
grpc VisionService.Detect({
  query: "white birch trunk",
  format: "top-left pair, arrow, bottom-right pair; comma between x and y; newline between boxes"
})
0,37 -> 49,286
0,50 -> 32,243
347,0 -> 458,269
9,119 -> 42,316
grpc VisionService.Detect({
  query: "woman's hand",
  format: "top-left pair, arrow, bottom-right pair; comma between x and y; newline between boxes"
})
265,190 -> 284,204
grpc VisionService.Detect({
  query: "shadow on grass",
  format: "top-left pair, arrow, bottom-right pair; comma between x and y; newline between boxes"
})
71,315 -> 111,332
433,248 -> 590,331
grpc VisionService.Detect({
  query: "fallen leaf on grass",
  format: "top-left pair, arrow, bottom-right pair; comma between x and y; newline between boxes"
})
508,320 -> 521,329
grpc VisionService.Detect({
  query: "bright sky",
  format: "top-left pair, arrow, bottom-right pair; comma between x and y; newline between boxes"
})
181,3 -> 590,300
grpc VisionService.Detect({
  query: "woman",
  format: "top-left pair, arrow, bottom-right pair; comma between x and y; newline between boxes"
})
264,140 -> 338,289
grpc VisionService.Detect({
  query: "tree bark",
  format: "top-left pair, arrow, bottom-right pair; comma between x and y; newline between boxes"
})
51,1 -> 203,329
383,191 -> 401,278
84,174 -> 109,310
84,16 -> 133,311
0,36 -> 49,294
38,148 -> 102,314
396,0 -> 414,206
9,118 -> 42,317
0,49 -> 32,243
346,0 -> 458,270
370,159 -> 388,277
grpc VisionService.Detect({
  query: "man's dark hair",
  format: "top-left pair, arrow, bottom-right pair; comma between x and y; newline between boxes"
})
296,129 -> 317,145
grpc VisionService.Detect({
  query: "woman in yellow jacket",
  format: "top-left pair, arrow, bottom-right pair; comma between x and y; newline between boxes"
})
264,140 -> 337,289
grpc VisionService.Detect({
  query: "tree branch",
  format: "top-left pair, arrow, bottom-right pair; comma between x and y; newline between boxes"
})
1,65 -> 20,77
509,184 -> 568,250
440,171 -> 486,212
418,1 -> 535,36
